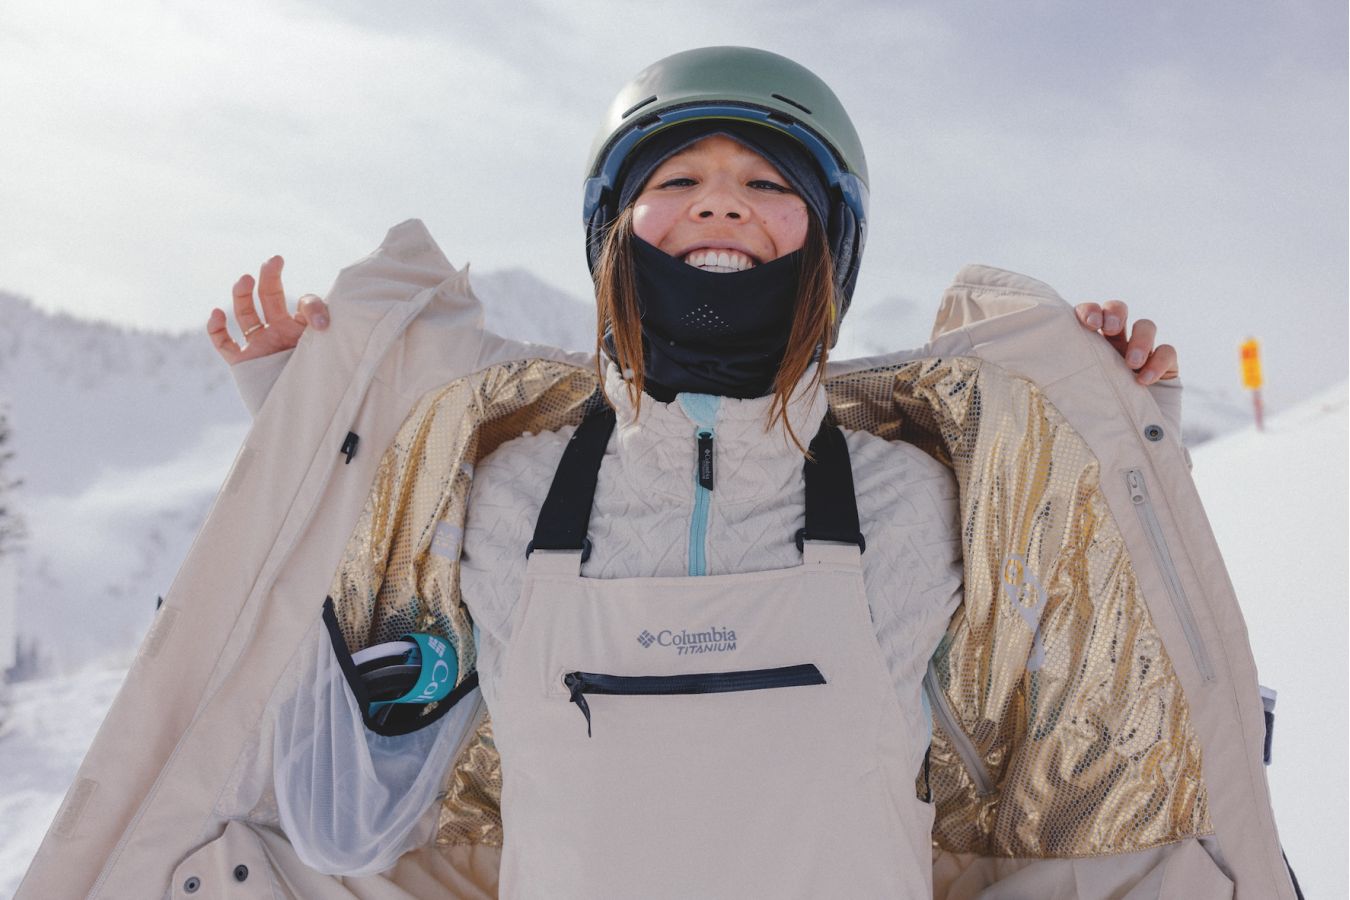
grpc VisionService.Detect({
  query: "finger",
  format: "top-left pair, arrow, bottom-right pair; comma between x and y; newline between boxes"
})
207,307 -> 242,364
1074,302 -> 1103,330
231,274 -> 263,336
296,293 -> 330,330
1123,318 -> 1158,370
1100,300 -> 1129,337
258,255 -> 287,324
1136,343 -> 1179,385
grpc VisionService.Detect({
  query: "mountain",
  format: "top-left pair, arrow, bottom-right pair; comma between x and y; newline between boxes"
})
469,268 -> 596,352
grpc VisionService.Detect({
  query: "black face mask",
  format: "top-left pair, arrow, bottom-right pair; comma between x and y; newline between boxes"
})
608,236 -> 802,400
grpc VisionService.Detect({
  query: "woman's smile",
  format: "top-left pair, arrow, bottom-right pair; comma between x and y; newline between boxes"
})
681,247 -> 757,272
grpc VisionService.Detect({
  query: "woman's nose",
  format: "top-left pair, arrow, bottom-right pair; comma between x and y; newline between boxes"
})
692,184 -> 746,220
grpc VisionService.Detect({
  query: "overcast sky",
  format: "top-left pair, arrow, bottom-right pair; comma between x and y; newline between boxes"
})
1,0 -> 1345,412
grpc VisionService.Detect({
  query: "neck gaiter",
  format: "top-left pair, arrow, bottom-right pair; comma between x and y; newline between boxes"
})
608,236 -> 802,400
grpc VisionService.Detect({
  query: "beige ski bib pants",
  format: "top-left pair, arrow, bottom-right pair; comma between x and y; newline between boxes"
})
490,536 -> 932,899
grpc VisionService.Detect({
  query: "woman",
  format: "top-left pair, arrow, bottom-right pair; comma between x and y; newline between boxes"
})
211,48 -> 1185,898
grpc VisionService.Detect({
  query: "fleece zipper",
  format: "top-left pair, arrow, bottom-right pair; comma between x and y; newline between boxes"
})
679,395 -> 721,576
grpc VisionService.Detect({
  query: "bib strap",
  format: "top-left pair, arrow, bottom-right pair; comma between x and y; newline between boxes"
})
529,405 -> 864,562
797,422 -> 866,553
527,406 -> 617,560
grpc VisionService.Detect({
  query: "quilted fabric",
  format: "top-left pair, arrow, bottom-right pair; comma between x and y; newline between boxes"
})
460,363 -> 965,755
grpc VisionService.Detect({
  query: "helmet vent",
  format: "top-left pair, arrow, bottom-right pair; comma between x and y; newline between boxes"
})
621,95 -> 659,119
772,93 -> 813,115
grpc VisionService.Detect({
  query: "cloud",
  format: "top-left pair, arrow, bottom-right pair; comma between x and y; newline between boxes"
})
0,0 -> 1343,409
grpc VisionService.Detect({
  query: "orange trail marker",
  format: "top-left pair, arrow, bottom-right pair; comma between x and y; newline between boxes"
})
1240,338 -> 1264,431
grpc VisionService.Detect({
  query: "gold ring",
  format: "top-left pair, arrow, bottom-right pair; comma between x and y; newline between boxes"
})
242,322 -> 264,338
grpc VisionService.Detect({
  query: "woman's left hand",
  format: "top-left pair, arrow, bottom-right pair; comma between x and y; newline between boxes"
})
1074,301 -> 1179,385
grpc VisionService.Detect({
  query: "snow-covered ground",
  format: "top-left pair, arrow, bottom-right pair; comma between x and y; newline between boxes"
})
0,665 -> 127,896
1189,383 -> 1349,898
1,384 -> 1342,896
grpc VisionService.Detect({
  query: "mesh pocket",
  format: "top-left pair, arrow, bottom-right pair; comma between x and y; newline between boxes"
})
273,619 -> 482,876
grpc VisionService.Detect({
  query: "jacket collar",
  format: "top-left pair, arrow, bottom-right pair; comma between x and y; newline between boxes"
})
602,363 -> 829,505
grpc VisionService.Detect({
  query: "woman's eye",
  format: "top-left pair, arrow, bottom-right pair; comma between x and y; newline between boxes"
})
749,180 -> 792,193
658,177 -> 696,188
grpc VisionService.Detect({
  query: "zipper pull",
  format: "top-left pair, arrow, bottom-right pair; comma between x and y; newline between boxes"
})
340,431 -> 360,464
1126,469 -> 1146,504
697,431 -> 714,491
563,672 -> 593,737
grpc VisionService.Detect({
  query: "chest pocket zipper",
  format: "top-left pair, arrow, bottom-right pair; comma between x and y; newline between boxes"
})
1125,468 -> 1215,681
562,664 -> 826,737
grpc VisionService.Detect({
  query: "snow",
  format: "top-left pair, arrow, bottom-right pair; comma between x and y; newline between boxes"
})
0,288 -> 1342,895
0,664 -> 127,897
1190,383 -> 1349,898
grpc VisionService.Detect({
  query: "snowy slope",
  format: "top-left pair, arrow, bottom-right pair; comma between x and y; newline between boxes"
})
0,373 -> 1341,895
1189,383 -> 1349,899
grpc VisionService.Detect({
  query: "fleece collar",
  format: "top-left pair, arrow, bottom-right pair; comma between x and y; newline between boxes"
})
602,363 -> 830,506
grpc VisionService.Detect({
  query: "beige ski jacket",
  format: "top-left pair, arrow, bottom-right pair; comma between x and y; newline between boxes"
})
19,220 -> 1294,898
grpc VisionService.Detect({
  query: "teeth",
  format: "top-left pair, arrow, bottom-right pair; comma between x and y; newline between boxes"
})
684,249 -> 754,272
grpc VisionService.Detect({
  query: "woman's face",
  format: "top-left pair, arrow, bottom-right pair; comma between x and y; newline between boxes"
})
631,134 -> 810,272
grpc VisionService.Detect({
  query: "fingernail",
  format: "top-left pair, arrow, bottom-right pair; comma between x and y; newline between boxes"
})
1088,313 -> 1101,329
312,313 -> 329,329
1105,316 -> 1121,332
1127,350 -> 1145,367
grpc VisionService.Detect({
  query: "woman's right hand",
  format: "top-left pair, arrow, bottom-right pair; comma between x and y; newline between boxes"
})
207,255 -> 330,365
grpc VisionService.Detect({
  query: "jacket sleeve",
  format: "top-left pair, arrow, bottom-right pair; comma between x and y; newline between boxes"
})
1147,378 -> 1191,468
230,348 -> 294,417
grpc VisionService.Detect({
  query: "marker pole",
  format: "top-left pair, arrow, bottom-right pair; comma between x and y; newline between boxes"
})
1239,338 -> 1264,433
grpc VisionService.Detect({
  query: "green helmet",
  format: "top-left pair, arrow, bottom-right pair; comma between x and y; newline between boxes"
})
583,46 -> 870,319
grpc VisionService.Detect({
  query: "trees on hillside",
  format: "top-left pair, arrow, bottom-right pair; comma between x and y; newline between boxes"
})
0,400 -> 21,556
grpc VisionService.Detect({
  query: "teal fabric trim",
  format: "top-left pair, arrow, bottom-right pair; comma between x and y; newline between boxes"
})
679,393 -> 722,427
368,632 -> 459,713
678,394 -> 721,576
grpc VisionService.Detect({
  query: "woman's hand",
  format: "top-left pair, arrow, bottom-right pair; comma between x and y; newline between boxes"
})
207,255 -> 330,364
1074,300 -> 1178,385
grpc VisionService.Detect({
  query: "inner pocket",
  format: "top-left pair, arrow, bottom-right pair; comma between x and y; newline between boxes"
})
562,664 -> 826,736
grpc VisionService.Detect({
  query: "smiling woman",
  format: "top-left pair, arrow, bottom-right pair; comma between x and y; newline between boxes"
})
594,128 -> 840,446
20,44 -> 1296,900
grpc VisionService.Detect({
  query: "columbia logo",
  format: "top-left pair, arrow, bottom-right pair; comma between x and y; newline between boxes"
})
637,630 -> 656,648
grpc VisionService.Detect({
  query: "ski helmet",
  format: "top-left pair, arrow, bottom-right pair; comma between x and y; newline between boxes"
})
583,46 -> 870,332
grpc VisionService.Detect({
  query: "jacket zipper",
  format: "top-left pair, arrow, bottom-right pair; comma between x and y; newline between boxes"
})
563,664 -> 826,737
689,429 -> 714,576
1125,469 -> 1215,681
923,661 -> 994,796
679,394 -> 720,577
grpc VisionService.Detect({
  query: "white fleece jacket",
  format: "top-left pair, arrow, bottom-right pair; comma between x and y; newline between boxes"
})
458,365 -> 964,750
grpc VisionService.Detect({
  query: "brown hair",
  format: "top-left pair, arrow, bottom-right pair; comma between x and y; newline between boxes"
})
592,208 -> 837,455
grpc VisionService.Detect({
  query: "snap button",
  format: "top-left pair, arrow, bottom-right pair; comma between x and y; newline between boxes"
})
1144,424 -> 1164,442
234,864 -> 250,882
184,875 -> 201,893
